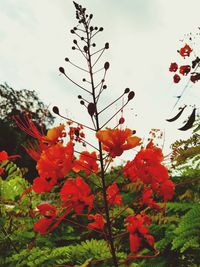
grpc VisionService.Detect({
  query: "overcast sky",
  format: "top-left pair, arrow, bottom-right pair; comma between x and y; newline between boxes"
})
0,0 -> 200,158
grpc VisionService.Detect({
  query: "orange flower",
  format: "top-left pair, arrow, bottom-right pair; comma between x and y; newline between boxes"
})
96,128 -> 141,157
14,114 -> 65,145
37,141 -> 74,182
73,151 -> 98,175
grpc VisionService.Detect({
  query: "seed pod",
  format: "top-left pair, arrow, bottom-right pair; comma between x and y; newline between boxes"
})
178,108 -> 196,131
166,105 -> 186,122
104,62 -> 110,70
59,67 -> 65,74
88,103 -> 96,117
128,91 -> 135,101
52,106 -> 59,115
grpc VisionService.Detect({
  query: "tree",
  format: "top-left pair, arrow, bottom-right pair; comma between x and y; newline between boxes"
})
0,83 -> 54,182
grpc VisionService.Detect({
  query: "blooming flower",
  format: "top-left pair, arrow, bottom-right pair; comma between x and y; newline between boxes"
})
96,128 -> 141,157
178,44 -> 192,57
106,183 -> 122,206
32,177 -> 54,193
179,65 -> 191,76
173,74 -> 181,83
88,213 -> 105,230
37,141 -> 74,182
33,204 -> 57,235
73,151 -> 98,175
60,176 -> 94,214
126,212 -> 154,253
169,62 -> 178,72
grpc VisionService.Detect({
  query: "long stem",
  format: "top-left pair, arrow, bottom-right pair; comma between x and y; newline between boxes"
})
84,18 -> 119,267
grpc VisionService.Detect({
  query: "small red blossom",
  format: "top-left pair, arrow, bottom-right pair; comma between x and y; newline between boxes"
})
96,128 -> 141,158
34,217 -> 54,235
173,74 -> 181,83
0,151 -> 8,162
130,233 -> 142,253
68,124 -> 85,143
88,213 -> 105,230
169,62 -> 178,72
60,176 -> 94,214
178,44 -> 192,57
179,65 -> 191,76
106,183 -> 122,206
73,151 -> 98,175
142,188 -> 161,211
158,180 -> 174,201
32,177 -> 54,193
37,203 -> 57,218
190,73 -> 200,83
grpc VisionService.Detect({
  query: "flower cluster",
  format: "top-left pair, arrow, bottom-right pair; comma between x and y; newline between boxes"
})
169,43 -> 200,84
123,141 -> 174,207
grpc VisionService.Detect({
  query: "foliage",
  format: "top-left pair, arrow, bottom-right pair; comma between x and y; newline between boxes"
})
0,83 -> 54,182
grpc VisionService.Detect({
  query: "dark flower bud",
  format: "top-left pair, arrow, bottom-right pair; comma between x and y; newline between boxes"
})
105,42 -> 109,49
132,130 -> 136,134
92,43 -> 96,47
65,58 -> 69,62
124,88 -> 130,94
80,100 -> 85,105
128,91 -> 135,101
94,27 -> 98,30
70,29 -> 75,34
88,103 -> 96,116
81,37 -> 84,40
119,117 -> 125,124
59,67 -> 65,74
74,27 -> 77,30
72,46 -> 76,50
78,95 -> 82,99
103,85 -> 107,89
90,26 -> 94,31
89,14 -> 93,19
73,39 -> 77,44
104,62 -> 110,70
84,46 -> 88,52
99,27 -> 104,31
82,78 -> 86,82
52,106 -> 59,115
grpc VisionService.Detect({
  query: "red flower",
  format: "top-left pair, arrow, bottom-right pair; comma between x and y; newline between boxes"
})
33,204 -> 57,235
169,62 -> 178,72
158,180 -> 174,201
106,183 -> 122,206
142,188 -> 161,211
96,128 -> 141,158
0,151 -> 8,162
126,212 -> 154,253
60,176 -> 94,214
37,203 -> 57,218
32,177 -> 54,193
37,141 -> 74,182
190,73 -> 200,83
130,233 -> 142,253
14,113 -> 65,145
34,217 -> 54,235
178,44 -> 192,57
179,65 -> 191,76
173,74 -> 181,83
73,151 -> 98,175
88,213 -> 105,230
